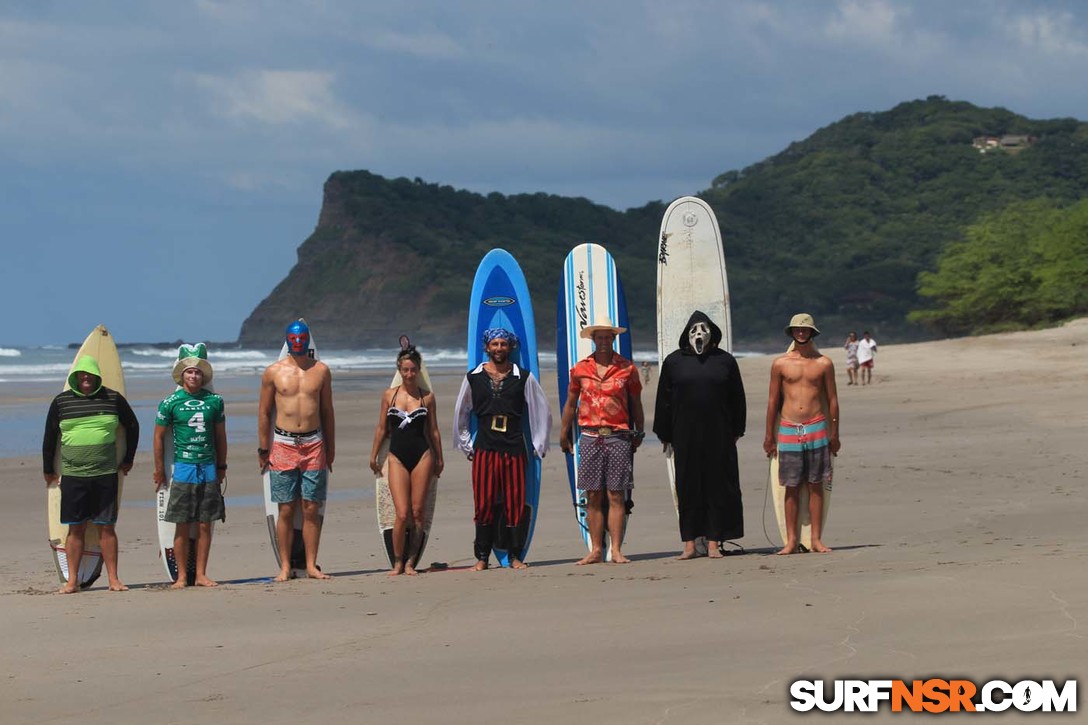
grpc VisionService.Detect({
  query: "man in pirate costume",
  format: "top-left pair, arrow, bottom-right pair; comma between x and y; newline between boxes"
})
654,311 -> 747,560
453,328 -> 551,570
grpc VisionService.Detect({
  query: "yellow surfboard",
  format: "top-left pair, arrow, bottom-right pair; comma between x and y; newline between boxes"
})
47,324 -> 127,588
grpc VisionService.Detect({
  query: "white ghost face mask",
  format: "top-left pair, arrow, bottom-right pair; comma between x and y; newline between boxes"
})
688,321 -> 711,355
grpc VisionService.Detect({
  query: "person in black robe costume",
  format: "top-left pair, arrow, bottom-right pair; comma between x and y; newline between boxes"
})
653,310 -> 746,558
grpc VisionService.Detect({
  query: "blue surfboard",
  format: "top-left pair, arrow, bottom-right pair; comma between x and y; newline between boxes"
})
466,249 -> 542,567
556,243 -> 633,559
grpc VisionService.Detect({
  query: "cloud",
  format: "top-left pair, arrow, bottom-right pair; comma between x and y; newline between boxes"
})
362,29 -> 465,60
1008,10 -> 1088,58
191,69 -> 353,128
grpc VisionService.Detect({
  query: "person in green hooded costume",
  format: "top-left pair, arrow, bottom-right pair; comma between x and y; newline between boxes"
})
42,355 -> 140,593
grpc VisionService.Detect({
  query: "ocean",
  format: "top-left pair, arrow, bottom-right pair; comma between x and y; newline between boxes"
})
0,343 -> 750,458
0,344 -> 487,459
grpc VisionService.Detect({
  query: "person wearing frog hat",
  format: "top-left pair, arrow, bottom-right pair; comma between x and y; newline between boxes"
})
42,354 -> 140,593
154,343 -> 227,588
258,319 -> 336,581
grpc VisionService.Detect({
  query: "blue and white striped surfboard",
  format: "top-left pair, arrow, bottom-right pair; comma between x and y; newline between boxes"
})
556,243 -> 633,558
466,249 -> 542,567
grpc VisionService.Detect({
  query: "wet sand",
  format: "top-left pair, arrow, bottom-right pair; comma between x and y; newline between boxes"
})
2,320 -> 1085,723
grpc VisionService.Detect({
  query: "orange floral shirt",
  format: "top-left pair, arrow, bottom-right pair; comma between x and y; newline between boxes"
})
567,354 -> 642,429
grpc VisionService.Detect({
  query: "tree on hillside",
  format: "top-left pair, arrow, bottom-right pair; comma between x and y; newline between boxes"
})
910,198 -> 1088,335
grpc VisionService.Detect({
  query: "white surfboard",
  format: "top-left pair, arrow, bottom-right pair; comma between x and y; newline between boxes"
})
657,197 -> 732,554
262,323 -> 329,577
47,325 -> 127,589
375,340 -> 439,568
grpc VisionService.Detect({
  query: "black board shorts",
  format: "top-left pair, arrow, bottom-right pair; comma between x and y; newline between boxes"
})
60,472 -> 119,525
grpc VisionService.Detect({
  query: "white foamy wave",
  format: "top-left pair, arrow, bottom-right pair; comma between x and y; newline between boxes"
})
211,349 -> 272,360
0,348 -> 21,357
129,347 -> 178,358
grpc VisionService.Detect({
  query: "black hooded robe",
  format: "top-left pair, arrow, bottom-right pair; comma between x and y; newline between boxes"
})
653,311 -> 746,542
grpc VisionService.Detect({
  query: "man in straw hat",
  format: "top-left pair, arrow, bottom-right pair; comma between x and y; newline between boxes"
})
154,343 -> 227,587
559,316 -> 645,565
453,327 -> 551,570
763,313 -> 840,554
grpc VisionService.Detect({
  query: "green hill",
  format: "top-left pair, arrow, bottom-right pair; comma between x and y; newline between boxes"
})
238,96 -> 1088,350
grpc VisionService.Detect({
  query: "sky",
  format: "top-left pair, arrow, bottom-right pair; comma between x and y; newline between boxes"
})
4,0 -> 1088,346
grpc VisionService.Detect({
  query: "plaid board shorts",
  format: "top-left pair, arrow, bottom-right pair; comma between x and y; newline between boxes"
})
164,480 -> 226,523
576,433 -> 633,492
777,415 -> 833,487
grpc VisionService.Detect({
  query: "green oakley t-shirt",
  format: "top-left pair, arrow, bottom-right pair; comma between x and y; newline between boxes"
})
155,388 -> 226,464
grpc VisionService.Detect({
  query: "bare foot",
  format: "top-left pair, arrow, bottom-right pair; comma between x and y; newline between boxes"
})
510,559 -> 529,569
273,568 -> 293,582
776,542 -> 800,555
810,540 -> 833,553
388,562 -> 404,577
108,580 -> 129,592
576,550 -> 603,566
57,583 -> 80,595
194,577 -> 218,587
677,547 -> 699,560
472,560 -> 488,571
707,548 -> 724,559
610,552 -> 631,564
404,562 -> 419,576
171,579 -> 188,589
307,567 -> 331,580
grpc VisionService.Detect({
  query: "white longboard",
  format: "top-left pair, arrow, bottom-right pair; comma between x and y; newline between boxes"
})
262,323 -> 329,577
375,344 -> 439,568
657,197 -> 732,554
47,325 -> 127,589
556,242 -> 634,560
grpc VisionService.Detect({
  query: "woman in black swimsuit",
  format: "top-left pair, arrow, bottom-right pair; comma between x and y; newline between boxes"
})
369,345 -> 444,575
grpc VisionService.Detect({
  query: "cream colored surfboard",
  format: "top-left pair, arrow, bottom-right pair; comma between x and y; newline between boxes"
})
48,324 -> 127,588
657,196 -> 732,554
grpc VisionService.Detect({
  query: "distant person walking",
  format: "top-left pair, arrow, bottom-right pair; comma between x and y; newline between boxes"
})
843,331 -> 859,385
42,355 -> 140,593
153,344 -> 227,588
857,330 -> 877,385
641,361 -> 652,384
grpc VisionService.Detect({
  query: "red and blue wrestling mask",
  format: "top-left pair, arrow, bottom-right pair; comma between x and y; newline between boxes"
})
285,320 -> 311,357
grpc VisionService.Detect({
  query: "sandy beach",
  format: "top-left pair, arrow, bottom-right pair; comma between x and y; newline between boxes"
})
2,321 -> 1086,723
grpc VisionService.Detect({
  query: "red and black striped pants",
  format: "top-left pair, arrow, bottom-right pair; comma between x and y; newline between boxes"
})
471,449 -> 526,527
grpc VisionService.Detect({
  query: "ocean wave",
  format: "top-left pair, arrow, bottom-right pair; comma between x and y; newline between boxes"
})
0,348 -> 21,357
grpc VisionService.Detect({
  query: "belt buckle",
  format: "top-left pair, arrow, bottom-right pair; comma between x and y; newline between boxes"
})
598,427 -> 612,436
491,415 -> 508,433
